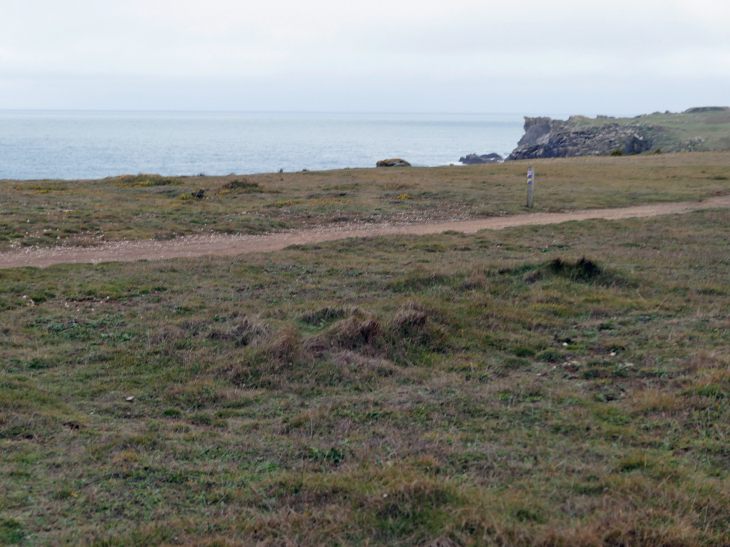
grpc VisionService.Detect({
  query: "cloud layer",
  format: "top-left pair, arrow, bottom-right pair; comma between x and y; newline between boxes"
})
1,0 -> 728,113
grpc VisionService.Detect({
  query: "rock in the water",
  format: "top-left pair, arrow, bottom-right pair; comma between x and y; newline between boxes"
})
376,159 -> 411,167
459,153 -> 503,164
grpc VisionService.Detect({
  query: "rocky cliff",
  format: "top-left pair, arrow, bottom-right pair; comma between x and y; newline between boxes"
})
506,108 -> 730,161
507,116 -> 653,161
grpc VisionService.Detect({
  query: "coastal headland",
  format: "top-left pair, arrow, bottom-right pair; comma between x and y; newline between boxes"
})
507,107 -> 730,161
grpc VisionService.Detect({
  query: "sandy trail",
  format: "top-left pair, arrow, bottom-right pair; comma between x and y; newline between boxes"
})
2,195 -> 729,269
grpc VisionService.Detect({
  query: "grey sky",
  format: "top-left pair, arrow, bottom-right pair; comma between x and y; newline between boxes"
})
1,0 -> 727,114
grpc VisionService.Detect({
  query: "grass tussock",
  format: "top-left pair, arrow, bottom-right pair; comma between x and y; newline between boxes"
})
222,179 -> 261,192
518,257 -> 628,286
2,206 -> 730,545
326,314 -> 381,350
208,314 -> 269,347
220,179 -> 277,194
391,300 -> 429,333
299,305 -> 358,326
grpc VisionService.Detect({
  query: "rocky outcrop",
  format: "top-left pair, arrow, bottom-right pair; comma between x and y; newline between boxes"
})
516,117 -> 553,147
376,159 -> 411,167
459,153 -> 503,164
507,116 -> 653,161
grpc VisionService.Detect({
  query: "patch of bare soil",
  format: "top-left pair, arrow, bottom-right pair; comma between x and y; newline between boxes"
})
2,196 -> 729,269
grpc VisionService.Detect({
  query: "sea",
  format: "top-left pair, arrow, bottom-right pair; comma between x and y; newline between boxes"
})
0,111 -> 530,180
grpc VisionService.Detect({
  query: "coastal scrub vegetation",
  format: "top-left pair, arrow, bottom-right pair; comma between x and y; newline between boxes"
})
2,205 -> 730,545
1,151 -> 729,252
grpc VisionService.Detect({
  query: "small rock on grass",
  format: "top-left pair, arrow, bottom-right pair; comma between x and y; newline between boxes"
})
376,159 -> 411,167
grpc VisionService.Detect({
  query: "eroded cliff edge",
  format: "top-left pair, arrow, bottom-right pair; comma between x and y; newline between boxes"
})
507,107 -> 730,161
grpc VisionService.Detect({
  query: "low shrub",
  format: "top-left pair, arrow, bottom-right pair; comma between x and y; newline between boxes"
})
222,179 -> 264,193
115,174 -> 183,187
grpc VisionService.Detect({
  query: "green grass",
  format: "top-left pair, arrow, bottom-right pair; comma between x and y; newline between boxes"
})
2,151 -> 729,252
2,203 -> 730,545
575,110 -> 730,153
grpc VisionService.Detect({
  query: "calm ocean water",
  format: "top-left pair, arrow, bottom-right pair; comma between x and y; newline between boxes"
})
0,111 -> 527,180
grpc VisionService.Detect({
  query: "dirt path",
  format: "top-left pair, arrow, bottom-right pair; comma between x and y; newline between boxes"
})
2,195 -> 730,269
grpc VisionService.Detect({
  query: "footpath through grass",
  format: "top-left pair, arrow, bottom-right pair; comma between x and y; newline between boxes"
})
1,151 -> 730,253
1,206 -> 730,545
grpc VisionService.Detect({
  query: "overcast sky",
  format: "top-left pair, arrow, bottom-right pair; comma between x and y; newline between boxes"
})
0,0 -> 728,115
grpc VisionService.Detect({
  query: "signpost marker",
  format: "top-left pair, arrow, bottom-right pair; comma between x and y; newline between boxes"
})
527,166 -> 535,208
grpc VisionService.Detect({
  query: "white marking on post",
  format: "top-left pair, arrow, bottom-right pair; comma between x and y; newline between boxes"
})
527,166 -> 535,208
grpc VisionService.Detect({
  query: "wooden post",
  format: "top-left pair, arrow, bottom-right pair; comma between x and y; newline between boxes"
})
526,166 -> 535,208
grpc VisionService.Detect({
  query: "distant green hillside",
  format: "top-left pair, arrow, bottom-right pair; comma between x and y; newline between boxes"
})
508,107 -> 730,160
581,107 -> 730,153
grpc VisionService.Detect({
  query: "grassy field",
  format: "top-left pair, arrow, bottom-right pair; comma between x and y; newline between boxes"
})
2,154 -> 730,546
2,151 -> 730,253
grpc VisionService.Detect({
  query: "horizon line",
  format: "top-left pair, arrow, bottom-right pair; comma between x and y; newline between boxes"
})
0,108 -> 604,118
